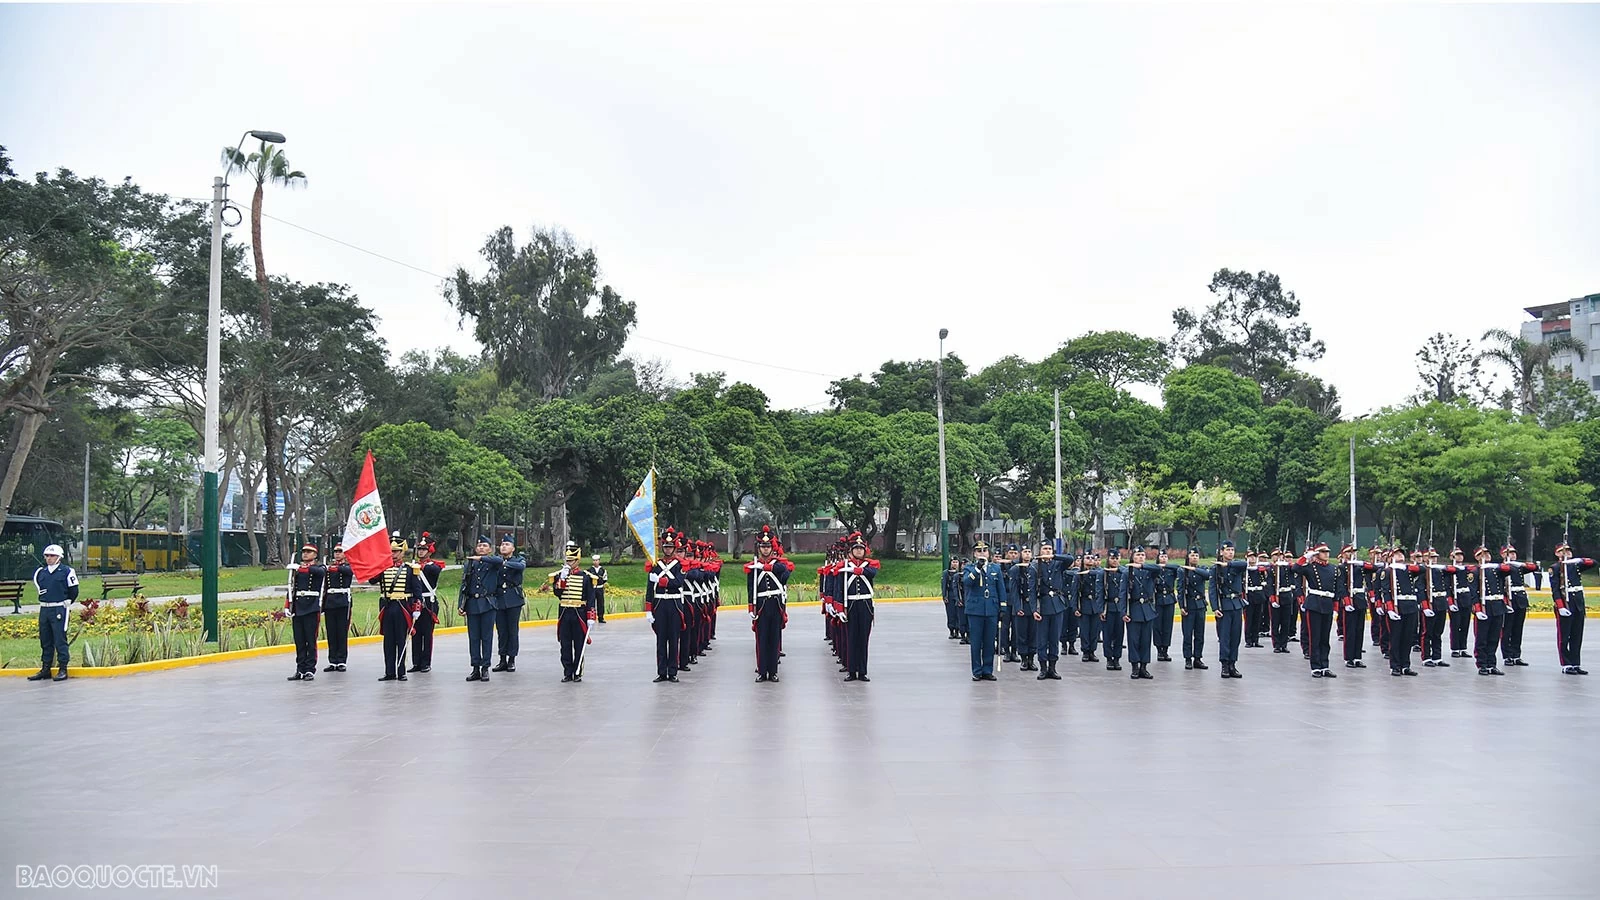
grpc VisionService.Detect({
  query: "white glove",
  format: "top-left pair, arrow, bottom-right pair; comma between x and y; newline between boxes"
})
1271,601 -> 1279,608
1387,610 -> 1401,621
1475,611 -> 1487,621
1423,608 -> 1435,618
1448,604 -> 1458,612
1344,604 -> 1354,613
647,612 -> 655,625
1560,607 -> 1572,617
750,561 -> 764,572
411,610 -> 420,621
286,564 -> 299,572
839,612 -> 848,623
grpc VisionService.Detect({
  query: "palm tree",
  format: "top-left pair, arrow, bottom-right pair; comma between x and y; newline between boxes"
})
221,141 -> 306,564
1479,327 -> 1586,417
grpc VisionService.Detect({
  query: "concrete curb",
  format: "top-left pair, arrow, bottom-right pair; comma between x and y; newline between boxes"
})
0,596 -> 946,678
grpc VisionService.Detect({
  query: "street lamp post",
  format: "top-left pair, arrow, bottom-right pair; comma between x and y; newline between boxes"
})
936,328 -> 950,572
204,129 -> 285,642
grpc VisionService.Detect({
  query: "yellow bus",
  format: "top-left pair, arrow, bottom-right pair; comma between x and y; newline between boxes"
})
86,529 -> 187,573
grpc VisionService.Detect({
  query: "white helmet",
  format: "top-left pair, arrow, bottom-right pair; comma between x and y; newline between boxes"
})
43,544 -> 64,557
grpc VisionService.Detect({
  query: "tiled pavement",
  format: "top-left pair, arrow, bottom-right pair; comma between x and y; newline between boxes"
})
2,604 -> 1596,899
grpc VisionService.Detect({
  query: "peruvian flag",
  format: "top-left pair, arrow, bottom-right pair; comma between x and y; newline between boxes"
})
341,451 -> 391,581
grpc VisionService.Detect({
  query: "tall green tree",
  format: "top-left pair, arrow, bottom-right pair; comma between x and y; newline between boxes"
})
1480,327 -> 1586,419
1171,268 -> 1329,406
1038,330 -> 1171,391
360,422 -> 533,555
828,356 -> 983,422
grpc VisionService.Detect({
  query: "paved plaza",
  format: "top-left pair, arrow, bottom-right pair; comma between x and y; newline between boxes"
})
2,602 -> 1596,900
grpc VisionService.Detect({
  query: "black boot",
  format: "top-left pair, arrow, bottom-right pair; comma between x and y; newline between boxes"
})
1037,660 -> 1050,680
1157,650 -> 1171,662
26,667 -> 50,681
503,658 -> 516,673
1067,643 -> 1078,655
466,667 -> 482,682
1047,660 -> 1062,680
1193,658 -> 1208,670
1021,654 -> 1037,672
491,656 -> 509,672
1185,658 -> 1194,670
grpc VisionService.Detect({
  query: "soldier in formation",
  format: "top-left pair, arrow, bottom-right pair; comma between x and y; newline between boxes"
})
286,542 -> 326,681
322,544 -> 354,673
545,541 -> 597,682
747,525 -> 792,683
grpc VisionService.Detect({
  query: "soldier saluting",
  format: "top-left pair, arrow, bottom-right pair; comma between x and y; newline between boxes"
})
1030,541 -> 1073,681
409,534 -> 445,674
1552,541 -> 1595,675
546,541 -> 597,683
1498,543 -> 1540,667
747,525 -> 792,683
962,540 -> 1006,681
1209,540 -> 1249,679
1291,543 -> 1339,679
458,535 -> 501,683
491,535 -> 527,674
321,544 -> 354,673
285,543 -> 327,681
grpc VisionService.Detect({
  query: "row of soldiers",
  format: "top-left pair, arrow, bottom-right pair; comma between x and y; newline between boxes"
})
943,539 -> 1594,680
641,527 -> 725,682
817,532 -> 880,681
283,533 -> 613,682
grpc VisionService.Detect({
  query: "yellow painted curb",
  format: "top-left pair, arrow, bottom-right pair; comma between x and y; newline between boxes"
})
0,599 -> 1560,677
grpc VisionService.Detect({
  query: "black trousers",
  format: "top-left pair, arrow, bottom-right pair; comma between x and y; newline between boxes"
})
1306,610 -> 1332,670
1037,612 -> 1064,662
1557,606 -> 1585,667
1474,615 -> 1504,668
1342,606 -> 1367,661
1422,609 -> 1447,661
1154,604 -> 1175,652
1014,612 -> 1034,657
1127,617 -> 1153,664
495,606 -> 521,660
1100,613 -> 1125,660
1216,608 -> 1242,663
1181,609 -> 1206,659
466,610 -> 494,667
944,600 -> 960,632
595,590 -> 606,622
998,610 -> 1015,657
292,612 -> 320,674
411,603 -> 437,669
323,604 -> 351,664
558,606 -> 586,676
755,603 -> 784,677
1269,599 -> 1296,650
380,602 -> 410,677
1061,612 -> 1075,649
655,603 -> 682,677
1448,605 -> 1473,652
37,607 -> 69,669
1501,606 -> 1528,660
1390,611 -> 1418,671
846,599 -> 873,676
1244,600 -> 1265,644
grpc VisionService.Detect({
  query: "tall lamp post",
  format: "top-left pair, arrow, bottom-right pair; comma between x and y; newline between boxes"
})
204,129 -> 286,642
936,328 -> 950,572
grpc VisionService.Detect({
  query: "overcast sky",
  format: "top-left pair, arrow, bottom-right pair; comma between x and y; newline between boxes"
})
4,3 -> 1597,415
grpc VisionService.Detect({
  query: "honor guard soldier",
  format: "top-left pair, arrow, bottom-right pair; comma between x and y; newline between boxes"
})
1445,547 -> 1475,659
1059,545 -> 1081,657
1099,550 -> 1127,671
1031,541 -> 1073,680
372,535 -> 421,682
1338,544 -> 1374,669
997,543 -> 1019,662
26,544 -> 78,682
1122,547 -> 1161,680
1369,545 -> 1391,658
1420,548 -> 1451,667
1243,548 -> 1267,648
409,535 -> 444,673
1380,548 -> 1424,676
587,553 -> 609,624
1172,549 -> 1211,669
646,529 -> 687,683
285,543 -> 327,681
1076,552 -> 1104,663
1498,544 -> 1540,667
942,556 -> 964,641
1011,545 -> 1038,672
1268,549 -> 1296,653
1209,540 -> 1248,678
458,535 -> 501,682
962,541 -> 1006,681
748,526 -> 792,683
1153,546 -> 1178,662
841,532 -> 878,682
491,535 -> 527,673
1552,541 -> 1595,674
547,542 -> 597,682
1471,545 -> 1511,675
322,544 -> 354,672
1291,543 -> 1339,678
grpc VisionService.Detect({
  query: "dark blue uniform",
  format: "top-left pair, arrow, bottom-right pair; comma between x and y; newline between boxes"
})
1378,562 -> 1425,674
1076,562 -> 1104,662
1291,555 -> 1339,675
322,560 -> 354,669
997,556 -> 1017,661
458,554 -> 502,677
962,559 -> 1006,679
1244,559 -> 1268,647
493,550 -> 527,671
1472,560 -> 1510,672
372,562 -> 423,681
1122,562 -> 1160,676
1339,559 -> 1374,666
31,562 -> 79,678
1553,555 -> 1596,671
646,557 -> 687,681
1172,564 -> 1211,666
1099,564 -> 1126,670
1031,553 -> 1074,679
1443,561 -> 1474,657
1210,557 -> 1249,676
1010,558 -> 1037,670
1500,557 -> 1540,665
748,557 -> 791,680
288,560 -> 327,678
411,559 -> 444,672
1154,560 -> 1178,660
941,565 -> 963,639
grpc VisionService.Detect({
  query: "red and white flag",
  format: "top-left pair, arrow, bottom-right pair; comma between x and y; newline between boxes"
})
342,451 -> 391,581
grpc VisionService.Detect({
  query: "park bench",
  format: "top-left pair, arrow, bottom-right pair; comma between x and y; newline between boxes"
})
100,572 -> 142,602
0,580 -> 26,614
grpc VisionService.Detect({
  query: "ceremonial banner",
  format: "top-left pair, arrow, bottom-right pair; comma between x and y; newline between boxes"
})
342,451 -> 391,581
624,468 -> 658,565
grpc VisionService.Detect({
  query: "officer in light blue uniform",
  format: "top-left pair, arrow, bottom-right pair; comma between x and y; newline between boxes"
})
492,535 -> 527,673
28,544 -> 78,682
962,541 -> 1006,681
1122,547 -> 1161,680
1209,540 -> 1249,678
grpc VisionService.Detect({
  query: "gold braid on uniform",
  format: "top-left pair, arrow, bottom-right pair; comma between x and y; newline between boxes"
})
381,566 -> 409,602
554,569 -> 587,608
